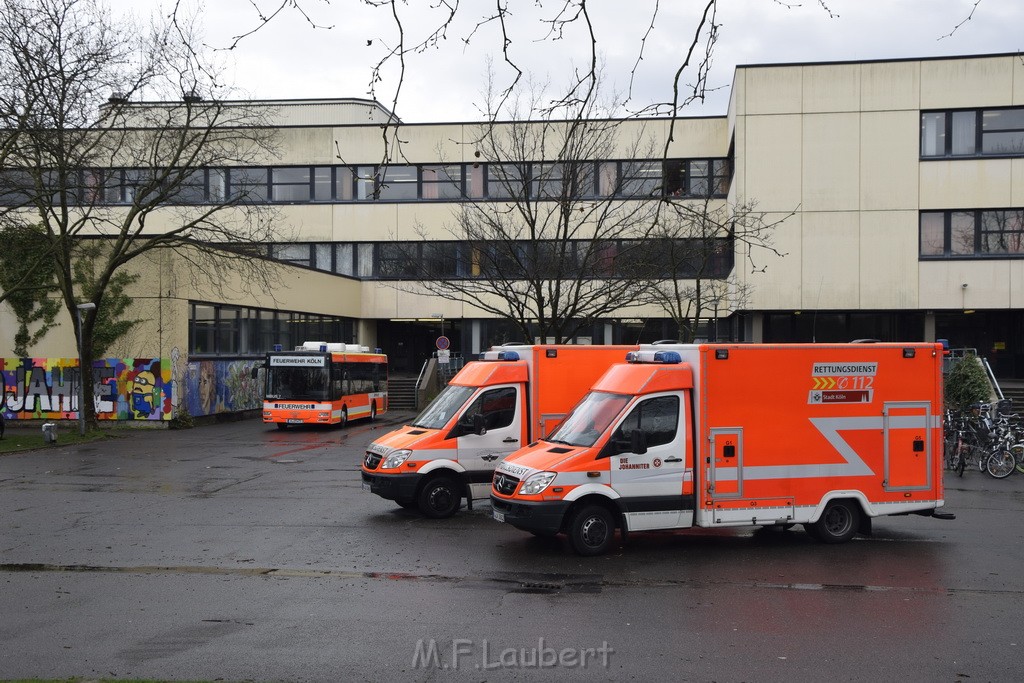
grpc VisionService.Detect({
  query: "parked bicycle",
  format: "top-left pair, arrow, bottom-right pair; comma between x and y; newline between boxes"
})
943,402 -> 1021,479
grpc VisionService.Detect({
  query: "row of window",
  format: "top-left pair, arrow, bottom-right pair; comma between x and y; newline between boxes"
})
0,158 -> 730,207
920,209 -> 1024,258
921,107 -> 1024,158
267,238 -> 735,281
189,303 -> 354,356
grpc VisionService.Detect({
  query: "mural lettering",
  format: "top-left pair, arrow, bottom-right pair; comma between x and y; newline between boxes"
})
0,358 -> 172,421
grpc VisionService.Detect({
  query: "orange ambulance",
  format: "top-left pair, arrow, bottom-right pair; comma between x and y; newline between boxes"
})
490,343 -> 953,554
361,344 -> 637,518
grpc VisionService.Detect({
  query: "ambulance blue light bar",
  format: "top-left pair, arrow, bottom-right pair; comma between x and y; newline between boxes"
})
625,350 -> 682,364
481,350 -> 521,361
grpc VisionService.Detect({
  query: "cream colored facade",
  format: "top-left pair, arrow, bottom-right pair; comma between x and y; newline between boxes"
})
4,53 -> 1024,379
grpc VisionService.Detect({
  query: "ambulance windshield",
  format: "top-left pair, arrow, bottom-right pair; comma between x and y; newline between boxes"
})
547,392 -> 630,447
412,384 -> 475,430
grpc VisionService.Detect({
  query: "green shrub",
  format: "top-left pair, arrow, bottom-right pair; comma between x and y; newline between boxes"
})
944,353 -> 991,411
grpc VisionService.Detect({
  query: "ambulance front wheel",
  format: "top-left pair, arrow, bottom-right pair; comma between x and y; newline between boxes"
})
568,504 -> 617,556
418,475 -> 462,518
808,500 -> 860,544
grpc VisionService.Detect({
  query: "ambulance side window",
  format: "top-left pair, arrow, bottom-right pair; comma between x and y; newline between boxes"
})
613,396 -> 679,449
463,387 -> 517,431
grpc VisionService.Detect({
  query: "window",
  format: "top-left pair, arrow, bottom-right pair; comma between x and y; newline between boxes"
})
335,166 -> 354,201
612,395 -> 679,449
313,166 -> 333,201
377,243 -> 416,278
1,157 -> 726,207
919,212 -> 945,256
189,296 -> 354,356
356,166 -> 376,200
487,163 -> 528,199
271,243 -> 313,267
982,109 -> 1024,155
619,161 -> 661,197
422,165 -> 464,199
922,107 -> 1024,158
229,168 -> 268,202
270,167 -> 312,202
171,170 -> 207,204
532,163 -> 568,199
464,386 -> 517,431
920,209 -> 1024,258
377,165 -> 418,200
981,210 -> 1024,254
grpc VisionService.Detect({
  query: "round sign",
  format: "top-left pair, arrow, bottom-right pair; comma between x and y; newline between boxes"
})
436,336 -> 450,350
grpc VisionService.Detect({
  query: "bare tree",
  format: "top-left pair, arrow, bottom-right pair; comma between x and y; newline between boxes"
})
0,0 -> 284,427
641,197 -> 793,342
384,76 -> 662,343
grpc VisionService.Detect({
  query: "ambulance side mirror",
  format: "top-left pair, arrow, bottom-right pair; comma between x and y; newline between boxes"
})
472,413 -> 487,436
631,430 -> 648,455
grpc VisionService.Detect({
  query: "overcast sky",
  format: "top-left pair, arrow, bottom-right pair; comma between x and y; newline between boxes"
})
116,0 -> 1022,122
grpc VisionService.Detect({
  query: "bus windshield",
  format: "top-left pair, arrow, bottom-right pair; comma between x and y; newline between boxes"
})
412,384 -> 475,430
546,391 -> 631,447
266,366 -> 330,401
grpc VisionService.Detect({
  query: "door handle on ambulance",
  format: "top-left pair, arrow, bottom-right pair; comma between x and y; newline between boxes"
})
502,437 -> 519,443
664,457 -> 682,463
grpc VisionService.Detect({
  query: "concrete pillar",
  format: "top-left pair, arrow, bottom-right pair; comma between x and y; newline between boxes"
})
924,312 -> 936,342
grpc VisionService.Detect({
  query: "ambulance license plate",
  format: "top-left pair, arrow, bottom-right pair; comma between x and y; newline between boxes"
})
492,510 -> 505,523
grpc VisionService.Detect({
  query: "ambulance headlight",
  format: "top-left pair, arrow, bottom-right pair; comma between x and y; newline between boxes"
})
518,471 -> 556,495
381,449 -> 413,469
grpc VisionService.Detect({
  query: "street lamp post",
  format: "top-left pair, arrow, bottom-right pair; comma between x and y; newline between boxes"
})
76,303 -> 96,436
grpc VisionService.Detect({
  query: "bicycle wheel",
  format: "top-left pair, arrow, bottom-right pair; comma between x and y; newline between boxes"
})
956,443 -> 967,476
944,438 -> 958,470
986,449 -> 1016,479
1012,444 -> 1024,474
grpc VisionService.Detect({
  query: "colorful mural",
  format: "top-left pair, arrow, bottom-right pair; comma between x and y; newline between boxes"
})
1,356 -> 265,422
0,357 -> 172,421
183,358 -> 263,418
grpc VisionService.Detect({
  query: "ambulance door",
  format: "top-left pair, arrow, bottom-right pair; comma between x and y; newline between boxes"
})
453,385 -> 523,478
606,394 -> 692,531
708,428 -> 743,499
883,401 -> 932,491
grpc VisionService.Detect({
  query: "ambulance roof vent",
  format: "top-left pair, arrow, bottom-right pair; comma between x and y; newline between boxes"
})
625,350 -> 682,364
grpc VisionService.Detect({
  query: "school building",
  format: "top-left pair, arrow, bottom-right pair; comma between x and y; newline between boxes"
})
3,51 -> 1023,419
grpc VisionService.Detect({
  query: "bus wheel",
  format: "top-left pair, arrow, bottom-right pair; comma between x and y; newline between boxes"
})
370,403 -> 376,421
418,475 -> 461,518
339,407 -> 348,428
276,423 -> 287,431
811,500 -> 860,544
568,504 -> 616,556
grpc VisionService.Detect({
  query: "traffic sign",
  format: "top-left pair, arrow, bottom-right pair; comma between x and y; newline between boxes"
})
436,336 -> 450,350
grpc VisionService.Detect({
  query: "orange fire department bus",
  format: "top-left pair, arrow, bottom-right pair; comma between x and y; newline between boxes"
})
261,342 -> 387,429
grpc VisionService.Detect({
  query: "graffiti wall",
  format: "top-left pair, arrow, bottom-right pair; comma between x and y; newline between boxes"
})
0,356 -> 265,422
182,358 -> 263,418
0,357 -> 172,421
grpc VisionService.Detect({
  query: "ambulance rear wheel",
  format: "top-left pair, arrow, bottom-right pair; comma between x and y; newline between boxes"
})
568,504 -> 616,556
810,500 -> 860,544
418,475 -> 462,518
